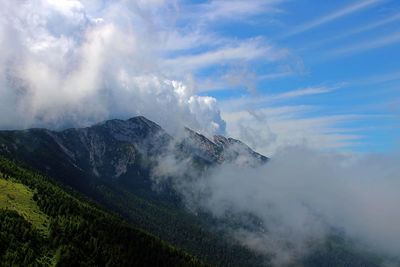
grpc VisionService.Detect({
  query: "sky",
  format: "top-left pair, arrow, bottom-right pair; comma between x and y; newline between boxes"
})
177,0 -> 400,155
0,0 -> 399,155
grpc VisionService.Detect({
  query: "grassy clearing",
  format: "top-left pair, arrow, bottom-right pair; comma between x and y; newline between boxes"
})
0,174 -> 49,235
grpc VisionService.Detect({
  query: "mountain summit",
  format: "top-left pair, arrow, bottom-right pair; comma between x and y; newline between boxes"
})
0,116 -> 267,182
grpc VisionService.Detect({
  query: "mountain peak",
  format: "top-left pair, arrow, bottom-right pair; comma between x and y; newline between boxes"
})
127,116 -> 162,130
0,115 -> 267,177
182,127 -> 268,165
213,135 -> 229,147
95,116 -> 162,131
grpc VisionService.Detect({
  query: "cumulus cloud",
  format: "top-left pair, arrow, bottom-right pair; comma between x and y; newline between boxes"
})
0,0 -> 225,135
0,0 -> 298,139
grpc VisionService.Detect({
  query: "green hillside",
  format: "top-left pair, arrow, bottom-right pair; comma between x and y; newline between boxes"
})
0,157 -> 205,267
0,176 -> 49,235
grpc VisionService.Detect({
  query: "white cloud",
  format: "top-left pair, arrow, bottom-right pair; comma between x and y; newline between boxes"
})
0,0 -> 295,135
46,0 -> 85,18
223,108 -> 367,155
0,0 -> 226,135
152,141 -> 400,265
170,147 -> 400,265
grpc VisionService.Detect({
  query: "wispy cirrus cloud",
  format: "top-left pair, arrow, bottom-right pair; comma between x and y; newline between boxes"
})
185,0 -> 283,23
303,12 -> 400,50
161,30 -> 225,52
350,70 -> 400,85
151,0 -> 296,94
220,86 -> 339,112
327,31 -> 400,57
272,86 -> 337,99
282,0 -> 384,38
163,38 -> 289,73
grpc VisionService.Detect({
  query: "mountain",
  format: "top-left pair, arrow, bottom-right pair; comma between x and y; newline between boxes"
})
0,116 -> 269,266
0,116 -> 387,267
0,116 -> 266,183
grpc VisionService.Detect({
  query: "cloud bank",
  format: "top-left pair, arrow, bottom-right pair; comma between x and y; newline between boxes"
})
0,0 -> 225,135
157,146 -> 400,265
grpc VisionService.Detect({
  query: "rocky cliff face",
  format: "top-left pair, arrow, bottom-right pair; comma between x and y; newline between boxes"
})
180,128 -> 267,166
0,116 -> 267,184
51,116 -> 172,179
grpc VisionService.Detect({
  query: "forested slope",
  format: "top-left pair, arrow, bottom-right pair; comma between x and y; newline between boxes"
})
0,156 -> 205,267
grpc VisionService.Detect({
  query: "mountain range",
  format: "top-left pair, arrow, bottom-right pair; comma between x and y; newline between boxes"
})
0,116 -> 388,266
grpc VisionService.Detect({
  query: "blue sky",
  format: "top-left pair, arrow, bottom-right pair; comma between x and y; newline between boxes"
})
166,0 -> 400,153
0,0 -> 398,155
